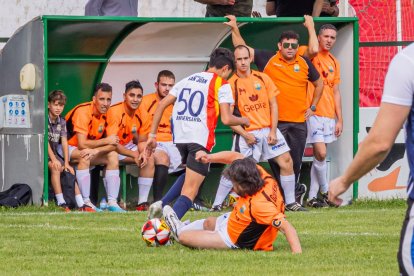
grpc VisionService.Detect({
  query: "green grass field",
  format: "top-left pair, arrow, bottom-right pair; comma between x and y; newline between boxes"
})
0,200 -> 406,275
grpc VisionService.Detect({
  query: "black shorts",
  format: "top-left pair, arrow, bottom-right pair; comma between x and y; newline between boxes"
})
175,143 -> 210,176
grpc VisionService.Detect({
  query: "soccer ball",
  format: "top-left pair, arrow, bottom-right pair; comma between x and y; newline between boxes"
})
141,218 -> 171,247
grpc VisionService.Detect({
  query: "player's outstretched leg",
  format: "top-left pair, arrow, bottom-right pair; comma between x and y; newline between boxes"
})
163,205 -> 184,241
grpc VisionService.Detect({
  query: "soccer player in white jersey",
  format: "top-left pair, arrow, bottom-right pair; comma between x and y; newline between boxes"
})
328,40 -> 414,275
145,48 -> 250,219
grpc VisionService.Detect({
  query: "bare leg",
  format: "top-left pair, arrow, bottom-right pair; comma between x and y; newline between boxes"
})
178,230 -> 228,249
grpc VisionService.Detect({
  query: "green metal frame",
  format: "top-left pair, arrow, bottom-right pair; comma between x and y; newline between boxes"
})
353,21 -> 360,200
43,18 -> 49,205
40,16 -> 359,204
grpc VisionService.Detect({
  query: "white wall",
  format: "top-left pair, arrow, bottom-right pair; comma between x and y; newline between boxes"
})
0,0 -> 269,49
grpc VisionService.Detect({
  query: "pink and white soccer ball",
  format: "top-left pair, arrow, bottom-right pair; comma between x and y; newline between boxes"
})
141,218 -> 171,247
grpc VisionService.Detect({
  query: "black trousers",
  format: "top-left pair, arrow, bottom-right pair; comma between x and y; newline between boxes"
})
268,121 -> 307,187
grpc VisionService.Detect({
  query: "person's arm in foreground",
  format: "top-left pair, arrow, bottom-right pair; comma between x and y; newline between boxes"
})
329,102 -> 409,205
196,150 -> 244,164
279,219 -> 302,254
220,103 -> 250,127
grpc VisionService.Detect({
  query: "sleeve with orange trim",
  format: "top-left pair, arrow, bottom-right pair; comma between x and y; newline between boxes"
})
71,108 -> 90,136
253,201 -> 286,226
218,81 -> 234,104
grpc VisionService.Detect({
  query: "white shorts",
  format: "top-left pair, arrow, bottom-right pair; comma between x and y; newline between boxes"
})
57,144 -> 77,160
57,144 -> 95,170
118,142 -> 138,160
307,115 -> 337,144
156,141 -> 185,173
232,127 -> 290,162
215,212 -> 239,249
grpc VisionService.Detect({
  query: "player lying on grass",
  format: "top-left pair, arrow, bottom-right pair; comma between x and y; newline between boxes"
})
162,150 -> 302,253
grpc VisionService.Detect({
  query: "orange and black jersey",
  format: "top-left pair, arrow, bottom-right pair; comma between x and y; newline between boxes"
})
227,165 -> 286,251
229,70 -> 279,131
139,92 -> 173,142
254,49 -> 320,123
106,102 -> 150,145
65,102 -> 108,147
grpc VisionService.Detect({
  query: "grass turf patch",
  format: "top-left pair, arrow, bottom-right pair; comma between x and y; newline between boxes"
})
0,200 -> 405,275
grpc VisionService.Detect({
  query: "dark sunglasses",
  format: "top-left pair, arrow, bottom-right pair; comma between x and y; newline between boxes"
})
282,42 -> 299,49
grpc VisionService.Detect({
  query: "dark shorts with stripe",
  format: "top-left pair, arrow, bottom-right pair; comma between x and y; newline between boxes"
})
175,143 -> 210,176
398,197 -> 414,275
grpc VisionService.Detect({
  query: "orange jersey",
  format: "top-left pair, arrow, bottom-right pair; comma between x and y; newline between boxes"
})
65,102 -> 107,147
139,92 -> 173,142
262,51 -> 320,123
106,102 -> 150,145
227,165 -> 286,251
309,52 -> 341,118
229,70 -> 279,131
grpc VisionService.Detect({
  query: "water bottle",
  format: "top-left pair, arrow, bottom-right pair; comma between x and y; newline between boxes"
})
99,197 -> 108,210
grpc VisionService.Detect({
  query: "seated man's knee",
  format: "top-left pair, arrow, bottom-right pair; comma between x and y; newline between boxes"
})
106,151 -> 119,166
77,157 -> 90,168
154,150 -> 170,166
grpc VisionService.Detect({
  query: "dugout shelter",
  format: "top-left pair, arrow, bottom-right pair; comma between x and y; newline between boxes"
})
0,16 -> 358,205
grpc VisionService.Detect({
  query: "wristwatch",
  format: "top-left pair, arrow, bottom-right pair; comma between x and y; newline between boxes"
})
310,105 -> 316,112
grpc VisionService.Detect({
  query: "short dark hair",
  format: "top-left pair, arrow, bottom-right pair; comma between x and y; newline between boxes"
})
94,82 -> 112,96
48,90 -> 67,105
319,24 -> 338,35
223,158 -> 264,197
234,45 -> 251,57
279,30 -> 300,43
125,80 -> 143,93
157,70 -> 175,83
209,47 -> 235,72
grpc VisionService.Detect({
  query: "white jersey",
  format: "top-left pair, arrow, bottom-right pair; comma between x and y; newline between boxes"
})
170,71 -> 234,151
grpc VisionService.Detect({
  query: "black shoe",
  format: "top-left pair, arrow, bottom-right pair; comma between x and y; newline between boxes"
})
192,199 -> 209,211
295,183 -> 307,205
209,204 -> 223,212
307,197 -> 328,208
286,202 -> 308,211
321,192 -> 337,207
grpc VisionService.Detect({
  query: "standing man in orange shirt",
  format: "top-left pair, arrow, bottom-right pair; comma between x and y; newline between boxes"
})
225,15 -> 324,206
139,70 -> 184,205
301,24 -> 342,207
66,83 -> 121,212
106,80 -> 154,212
211,45 -> 307,211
